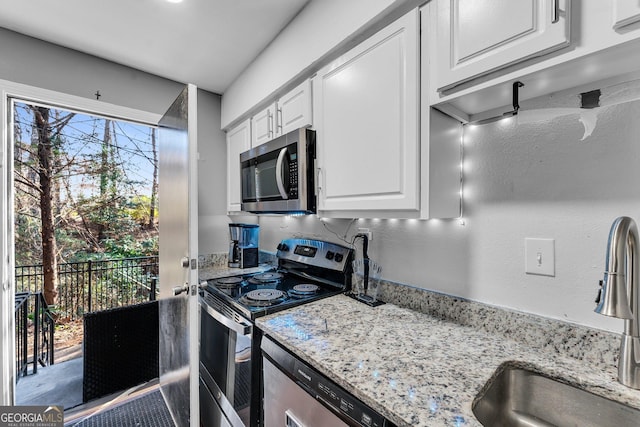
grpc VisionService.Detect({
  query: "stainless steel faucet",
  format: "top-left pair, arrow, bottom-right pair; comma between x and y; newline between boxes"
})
595,216 -> 640,389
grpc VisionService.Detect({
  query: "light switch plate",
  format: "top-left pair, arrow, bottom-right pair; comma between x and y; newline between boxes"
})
525,238 -> 555,277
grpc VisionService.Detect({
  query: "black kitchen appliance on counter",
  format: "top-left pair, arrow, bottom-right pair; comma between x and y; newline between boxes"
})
199,238 -> 353,427
228,223 -> 259,269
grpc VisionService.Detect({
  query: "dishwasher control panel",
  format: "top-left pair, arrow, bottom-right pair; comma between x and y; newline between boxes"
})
262,337 -> 393,427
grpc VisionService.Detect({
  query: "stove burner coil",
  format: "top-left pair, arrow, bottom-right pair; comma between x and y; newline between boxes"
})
246,289 -> 285,301
290,284 -> 319,296
214,276 -> 244,289
250,272 -> 284,284
240,289 -> 288,307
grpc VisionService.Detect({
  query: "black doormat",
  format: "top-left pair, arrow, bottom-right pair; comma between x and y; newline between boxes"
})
83,301 -> 159,403
70,390 -> 174,427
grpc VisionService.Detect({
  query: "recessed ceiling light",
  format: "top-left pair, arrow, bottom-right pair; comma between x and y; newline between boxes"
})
166,0 -> 183,3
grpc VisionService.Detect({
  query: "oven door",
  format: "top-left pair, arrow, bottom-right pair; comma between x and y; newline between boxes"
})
199,294 -> 253,427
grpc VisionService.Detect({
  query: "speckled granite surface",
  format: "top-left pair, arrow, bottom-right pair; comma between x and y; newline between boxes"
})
376,280 -> 620,367
198,263 -> 272,281
197,252 -> 228,269
257,294 -> 640,427
197,251 -> 276,281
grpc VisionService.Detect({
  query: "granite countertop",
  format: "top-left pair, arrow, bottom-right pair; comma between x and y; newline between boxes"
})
257,294 -> 640,427
198,263 -> 272,281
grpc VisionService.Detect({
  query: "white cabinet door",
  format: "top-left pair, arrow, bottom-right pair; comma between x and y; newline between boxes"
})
433,0 -> 571,93
315,9 -> 419,213
226,119 -> 251,212
251,103 -> 276,147
278,79 -> 312,135
613,0 -> 640,30
252,81 -> 312,148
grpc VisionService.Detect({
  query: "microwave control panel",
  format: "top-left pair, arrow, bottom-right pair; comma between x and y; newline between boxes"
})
289,156 -> 298,199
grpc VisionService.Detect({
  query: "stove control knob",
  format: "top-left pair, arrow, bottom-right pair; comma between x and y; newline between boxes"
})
277,243 -> 290,252
334,253 -> 344,262
325,251 -> 335,260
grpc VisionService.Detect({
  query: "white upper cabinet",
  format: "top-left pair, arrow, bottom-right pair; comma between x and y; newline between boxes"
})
250,80 -> 312,147
278,80 -> 313,135
613,0 -> 640,30
251,103 -> 277,147
433,0 -> 571,93
314,9 -> 420,214
226,119 -> 251,212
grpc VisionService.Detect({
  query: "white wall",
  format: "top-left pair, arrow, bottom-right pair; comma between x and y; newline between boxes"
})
0,27 -> 228,253
258,80 -> 640,333
196,89 -> 232,254
0,27 -> 184,115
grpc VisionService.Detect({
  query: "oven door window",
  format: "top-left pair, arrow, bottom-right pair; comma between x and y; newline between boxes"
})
200,307 -> 252,415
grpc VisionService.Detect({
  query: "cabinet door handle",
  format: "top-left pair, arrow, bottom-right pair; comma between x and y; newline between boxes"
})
552,0 -> 560,24
277,107 -> 283,134
268,110 -> 273,138
316,165 -> 322,195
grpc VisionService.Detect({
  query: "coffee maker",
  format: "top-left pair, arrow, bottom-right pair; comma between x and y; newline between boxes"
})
228,223 -> 259,268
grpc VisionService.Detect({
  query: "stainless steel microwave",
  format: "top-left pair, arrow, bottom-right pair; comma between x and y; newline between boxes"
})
240,128 -> 316,214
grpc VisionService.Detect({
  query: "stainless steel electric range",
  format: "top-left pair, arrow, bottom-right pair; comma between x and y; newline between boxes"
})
199,238 -> 354,427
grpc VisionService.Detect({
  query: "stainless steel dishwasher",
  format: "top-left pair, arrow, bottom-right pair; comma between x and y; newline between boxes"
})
261,336 -> 395,427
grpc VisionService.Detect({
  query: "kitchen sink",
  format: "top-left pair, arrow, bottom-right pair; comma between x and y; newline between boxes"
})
472,365 -> 640,427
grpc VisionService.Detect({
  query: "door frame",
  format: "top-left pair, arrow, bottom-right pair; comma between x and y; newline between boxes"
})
0,78 -> 160,405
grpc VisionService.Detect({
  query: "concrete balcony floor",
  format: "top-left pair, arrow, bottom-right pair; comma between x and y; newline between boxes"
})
16,356 -> 83,410
16,351 -> 173,426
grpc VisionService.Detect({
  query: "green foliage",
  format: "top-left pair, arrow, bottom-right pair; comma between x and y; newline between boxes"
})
13,103 -> 159,266
124,195 -> 157,225
103,235 -> 158,259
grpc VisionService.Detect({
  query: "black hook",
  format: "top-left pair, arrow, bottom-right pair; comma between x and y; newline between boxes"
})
512,81 -> 524,114
468,80 -> 525,125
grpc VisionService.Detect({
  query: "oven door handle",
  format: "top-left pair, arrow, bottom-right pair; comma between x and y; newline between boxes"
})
199,297 -> 252,336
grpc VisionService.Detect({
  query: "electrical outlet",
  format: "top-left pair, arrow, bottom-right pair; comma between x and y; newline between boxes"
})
525,238 -> 555,277
358,228 -> 373,241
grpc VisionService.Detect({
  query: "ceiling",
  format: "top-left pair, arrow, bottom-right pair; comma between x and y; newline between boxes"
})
0,0 -> 309,94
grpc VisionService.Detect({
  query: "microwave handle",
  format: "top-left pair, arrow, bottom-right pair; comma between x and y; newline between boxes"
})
275,147 -> 289,200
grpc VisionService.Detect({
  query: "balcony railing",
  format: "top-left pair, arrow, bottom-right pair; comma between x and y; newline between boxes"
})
15,256 -> 159,319
14,291 -> 55,381
14,292 -> 29,379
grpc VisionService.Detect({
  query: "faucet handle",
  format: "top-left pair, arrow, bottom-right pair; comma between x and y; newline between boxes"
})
595,280 -> 603,304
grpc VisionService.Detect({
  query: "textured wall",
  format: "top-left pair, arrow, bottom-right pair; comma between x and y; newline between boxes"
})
257,80 -> 640,333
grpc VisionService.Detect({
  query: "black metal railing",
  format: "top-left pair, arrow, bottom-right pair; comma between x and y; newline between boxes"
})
14,291 -> 55,382
32,292 -> 55,374
15,256 -> 159,319
14,292 -> 29,380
